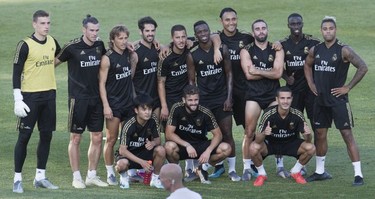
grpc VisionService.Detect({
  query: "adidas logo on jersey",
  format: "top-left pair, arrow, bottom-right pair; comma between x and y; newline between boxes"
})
144,57 -> 149,62
252,55 -> 258,60
80,50 -> 85,55
315,54 -> 320,59
198,60 -> 204,64
173,62 -> 178,66
286,51 -> 291,55
116,64 -> 121,68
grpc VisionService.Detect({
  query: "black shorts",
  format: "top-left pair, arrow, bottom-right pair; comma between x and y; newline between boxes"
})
115,148 -> 154,169
177,140 -> 219,160
264,139 -> 304,159
232,91 -> 246,126
68,98 -> 104,133
18,97 -> 56,133
291,89 -> 315,120
111,107 -> 135,122
210,106 -> 233,123
313,102 -> 354,130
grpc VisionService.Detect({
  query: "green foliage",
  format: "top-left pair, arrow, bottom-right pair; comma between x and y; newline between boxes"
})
1,0 -> 374,198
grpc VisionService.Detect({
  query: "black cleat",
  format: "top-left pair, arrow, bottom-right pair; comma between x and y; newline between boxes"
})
306,172 -> 332,182
352,176 -> 364,186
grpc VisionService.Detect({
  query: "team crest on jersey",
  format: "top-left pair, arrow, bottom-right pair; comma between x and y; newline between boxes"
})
304,47 -> 309,54
289,122 -> 295,130
96,47 -> 101,55
80,50 -> 85,55
198,60 -> 204,64
268,55 -> 274,62
315,54 -> 320,59
196,118 -> 202,126
332,54 -> 337,61
144,57 -> 149,62
286,51 -> 291,55
239,41 -> 244,48
252,55 -> 258,60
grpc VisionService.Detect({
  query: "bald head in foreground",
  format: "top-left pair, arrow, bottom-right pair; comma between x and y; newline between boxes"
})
160,163 -> 202,199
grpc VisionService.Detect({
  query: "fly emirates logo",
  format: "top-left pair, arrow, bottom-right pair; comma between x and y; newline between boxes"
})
200,65 -> 222,77
314,60 -> 335,72
81,55 -> 100,67
286,56 -> 305,67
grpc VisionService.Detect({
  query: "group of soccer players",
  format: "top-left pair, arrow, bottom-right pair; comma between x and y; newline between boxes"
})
12,6 -> 367,194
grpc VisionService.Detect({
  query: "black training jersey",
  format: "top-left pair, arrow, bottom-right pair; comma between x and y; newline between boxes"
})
167,102 -> 218,144
119,115 -> 160,153
281,34 -> 320,92
313,39 -> 350,106
104,48 -> 134,110
157,45 -> 189,103
57,36 -> 106,99
133,42 -> 159,103
258,105 -> 305,142
244,42 -> 280,102
219,30 -> 254,93
190,45 -> 227,109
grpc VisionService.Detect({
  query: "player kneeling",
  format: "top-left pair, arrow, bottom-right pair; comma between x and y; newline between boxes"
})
250,86 -> 315,186
115,94 -> 166,189
164,85 -> 231,184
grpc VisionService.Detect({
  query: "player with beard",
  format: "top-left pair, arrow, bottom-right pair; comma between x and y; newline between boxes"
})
274,13 -> 321,178
99,25 -> 137,186
239,19 -> 284,181
187,20 -> 237,182
133,16 -> 160,118
304,16 -> 367,186
55,14 -> 108,189
250,86 -> 315,186
164,85 -> 231,184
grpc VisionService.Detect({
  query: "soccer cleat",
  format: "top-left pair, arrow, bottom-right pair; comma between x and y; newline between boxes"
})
291,172 -> 307,184
250,164 -> 259,177
184,169 -> 198,182
119,176 -> 130,189
33,178 -> 59,189
13,180 -> 24,193
208,164 -> 225,178
301,166 -> 307,176
276,167 -> 290,179
107,174 -> 118,186
352,176 -> 364,186
242,169 -> 252,181
85,176 -> 109,187
150,178 -> 164,189
129,174 -> 143,183
72,179 -> 86,189
195,165 -> 211,184
306,171 -> 332,182
253,175 -> 267,187
228,171 -> 241,182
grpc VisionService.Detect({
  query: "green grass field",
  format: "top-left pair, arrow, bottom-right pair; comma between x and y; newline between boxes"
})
0,0 -> 374,198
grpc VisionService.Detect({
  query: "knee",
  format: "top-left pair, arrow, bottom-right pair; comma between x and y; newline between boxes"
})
164,141 -> 177,154
70,134 -> 82,145
40,131 -> 52,142
115,159 -> 129,173
91,132 -> 103,145
17,131 -> 33,144
154,146 -> 166,157
219,142 -> 232,156
305,143 -> 316,156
